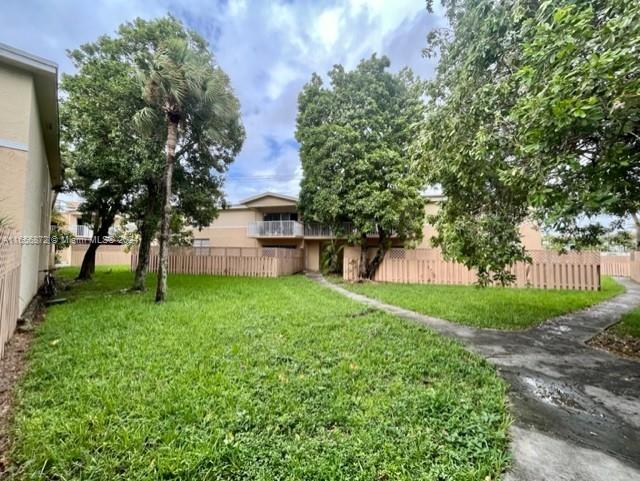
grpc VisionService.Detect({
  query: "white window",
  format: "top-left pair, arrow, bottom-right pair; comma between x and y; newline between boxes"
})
193,239 -> 210,248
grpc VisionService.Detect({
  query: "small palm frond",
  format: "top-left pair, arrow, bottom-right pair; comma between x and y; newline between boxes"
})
133,106 -> 162,134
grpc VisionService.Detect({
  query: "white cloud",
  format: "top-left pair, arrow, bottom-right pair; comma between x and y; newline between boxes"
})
266,62 -> 300,100
313,7 -> 342,50
227,0 -> 247,18
2,0 -> 444,203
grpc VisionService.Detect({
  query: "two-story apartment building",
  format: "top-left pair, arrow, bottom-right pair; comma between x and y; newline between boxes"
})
195,192 -> 543,272
0,43 -> 61,314
55,199 -> 133,266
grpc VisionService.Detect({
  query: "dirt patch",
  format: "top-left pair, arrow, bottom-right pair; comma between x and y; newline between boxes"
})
589,331 -> 640,361
0,302 -> 45,474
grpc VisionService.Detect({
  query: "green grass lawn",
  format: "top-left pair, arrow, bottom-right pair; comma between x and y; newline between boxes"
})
7,267 -> 509,480
612,307 -> 640,338
330,276 -> 624,330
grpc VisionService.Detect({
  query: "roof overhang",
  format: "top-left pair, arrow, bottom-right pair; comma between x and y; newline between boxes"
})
0,43 -> 61,189
237,191 -> 299,205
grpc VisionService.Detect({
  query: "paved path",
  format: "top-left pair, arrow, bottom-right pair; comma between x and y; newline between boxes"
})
308,273 -> 640,481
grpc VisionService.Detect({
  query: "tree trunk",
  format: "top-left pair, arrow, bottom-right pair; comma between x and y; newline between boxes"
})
366,231 -> 390,279
358,234 -> 368,280
77,214 -> 114,280
132,181 -> 161,291
155,118 -> 179,302
632,212 -> 640,250
90,217 -> 99,275
132,219 -> 156,291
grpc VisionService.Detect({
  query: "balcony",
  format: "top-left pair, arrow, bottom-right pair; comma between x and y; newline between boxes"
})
248,220 -> 304,238
304,222 -> 354,238
75,225 -> 94,238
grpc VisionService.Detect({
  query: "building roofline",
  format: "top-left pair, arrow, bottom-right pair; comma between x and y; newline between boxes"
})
0,43 -> 57,75
236,191 -> 299,205
0,43 -> 61,189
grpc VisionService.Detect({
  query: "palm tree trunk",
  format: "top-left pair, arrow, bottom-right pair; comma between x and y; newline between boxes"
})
155,119 -> 179,302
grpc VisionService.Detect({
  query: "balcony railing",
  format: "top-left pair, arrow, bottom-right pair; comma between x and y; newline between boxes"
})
247,221 -> 304,238
304,222 -> 354,238
75,225 -> 94,238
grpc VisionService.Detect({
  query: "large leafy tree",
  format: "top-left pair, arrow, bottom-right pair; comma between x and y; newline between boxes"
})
416,0 -> 538,285
134,19 -> 244,302
417,0 -> 640,284
61,43 -> 162,280
116,17 -> 244,292
297,55 -> 426,279
511,0 -> 640,248
62,17 -> 244,289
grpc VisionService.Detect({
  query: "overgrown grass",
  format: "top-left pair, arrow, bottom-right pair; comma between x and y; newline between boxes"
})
331,276 -> 624,330
7,267 -> 510,480
612,308 -> 640,338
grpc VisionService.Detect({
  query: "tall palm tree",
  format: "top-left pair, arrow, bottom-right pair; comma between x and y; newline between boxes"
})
136,35 -> 241,302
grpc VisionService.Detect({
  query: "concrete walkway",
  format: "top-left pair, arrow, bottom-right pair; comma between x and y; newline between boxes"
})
308,273 -> 640,481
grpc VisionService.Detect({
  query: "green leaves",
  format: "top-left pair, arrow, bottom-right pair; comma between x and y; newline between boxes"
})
512,0 -> 640,239
296,55 -> 426,277
416,0 -> 640,280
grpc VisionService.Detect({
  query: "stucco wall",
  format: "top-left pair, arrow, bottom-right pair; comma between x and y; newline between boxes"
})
519,221 -> 543,250
18,80 -> 52,312
209,208 -> 260,227
197,209 -> 261,248
0,65 -> 31,145
0,65 -> 31,232
198,197 -> 543,255
416,202 -> 543,251
197,226 -> 260,248
0,147 -> 28,231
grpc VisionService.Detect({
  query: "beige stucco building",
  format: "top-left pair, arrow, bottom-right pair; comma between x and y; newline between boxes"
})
196,192 -> 543,272
0,43 -> 61,313
54,200 -> 134,267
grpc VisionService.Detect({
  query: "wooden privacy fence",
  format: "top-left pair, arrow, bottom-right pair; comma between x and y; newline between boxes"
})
0,230 -> 21,359
601,255 -> 631,276
132,247 -> 304,277
344,247 -> 601,290
70,244 -> 132,266
631,252 -> 640,283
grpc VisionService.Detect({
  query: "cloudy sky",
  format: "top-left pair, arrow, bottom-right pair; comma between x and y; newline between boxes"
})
2,0 -> 444,203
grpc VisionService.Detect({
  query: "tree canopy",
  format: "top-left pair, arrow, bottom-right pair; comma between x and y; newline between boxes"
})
133,17 -> 244,301
417,0 -> 640,284
296,55 -> 426,279
512,0 -> 640,246
61,36 -> 163,279
61,16 -> 245,289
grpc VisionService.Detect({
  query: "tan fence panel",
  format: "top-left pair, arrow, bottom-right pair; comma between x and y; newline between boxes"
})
601,255 -> 631,277
631,252 -> 640,283
134,247 -> 303,278
0,230 -> 21,359
344,247 -> 601,290
70,244 -> 132,266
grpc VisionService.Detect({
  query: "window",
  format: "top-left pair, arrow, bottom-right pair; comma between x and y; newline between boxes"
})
193,239 -> 210,248
263,212 -> 298,221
